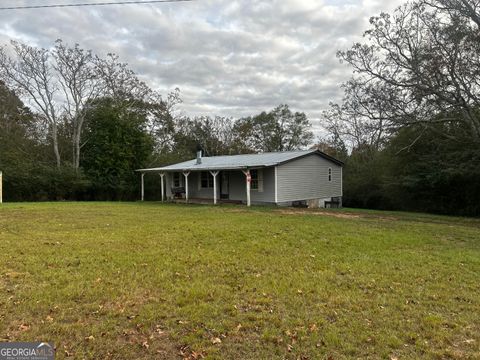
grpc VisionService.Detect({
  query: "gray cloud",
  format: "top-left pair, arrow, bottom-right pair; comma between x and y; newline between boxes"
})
0,0 -> 405,135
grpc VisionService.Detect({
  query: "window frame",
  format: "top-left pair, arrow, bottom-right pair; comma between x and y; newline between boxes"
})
328,167 -> 332,182
173,172 -> 182,187
200,171 -> 214,189
250,169 -> 259,190
249,169 -> 263,192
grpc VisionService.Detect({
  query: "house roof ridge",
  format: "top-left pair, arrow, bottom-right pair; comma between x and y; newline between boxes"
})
137,149 -> 342,172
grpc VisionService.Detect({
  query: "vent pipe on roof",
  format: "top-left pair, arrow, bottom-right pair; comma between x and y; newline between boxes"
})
196,150 -> 202,164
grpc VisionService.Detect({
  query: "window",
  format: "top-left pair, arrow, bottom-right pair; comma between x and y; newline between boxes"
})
250,169 -> 263,191
201,172 -> 214,188
173,172 -> 181,187
250,169 -> 259,190
328,168 -> 332,182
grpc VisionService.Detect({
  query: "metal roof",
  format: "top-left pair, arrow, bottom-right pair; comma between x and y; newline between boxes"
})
138,150 -> 343,172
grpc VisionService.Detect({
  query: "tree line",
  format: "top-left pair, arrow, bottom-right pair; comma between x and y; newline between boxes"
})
1,0 -> 479,216
0,41 -> 313,201
318,0 -> 480,216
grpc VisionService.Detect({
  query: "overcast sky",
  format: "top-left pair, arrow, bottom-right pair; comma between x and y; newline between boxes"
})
0,0 -> 405,134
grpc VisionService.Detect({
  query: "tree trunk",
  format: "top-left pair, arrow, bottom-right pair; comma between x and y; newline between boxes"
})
52,123 -> 61,168
74,133 -> 81,169
73,115 -> 85,170
72,125 -> 78,169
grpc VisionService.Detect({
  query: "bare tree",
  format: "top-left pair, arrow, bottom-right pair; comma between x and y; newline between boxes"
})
0,39 -> 178,170
53,40 -> 102,169
322,79 -> 395,150
95,53 -> 151,102
336,0 -> 480,141
0,42 -> 62,167
427,0 -> 480,26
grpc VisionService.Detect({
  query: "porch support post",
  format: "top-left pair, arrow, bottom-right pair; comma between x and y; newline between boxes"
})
210,171 -> 219,205
159,172 -> 165,202
242,169 -> 251,207
183,171 -> 190,203
141,173 -> 145,201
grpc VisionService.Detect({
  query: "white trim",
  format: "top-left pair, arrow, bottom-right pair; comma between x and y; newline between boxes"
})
242,169 -> 251,207
210,171 -> 219,205
183,171 -> 190,202
340,166 -> 343,196
274,166 -> 278,203
159,173 -> 165,202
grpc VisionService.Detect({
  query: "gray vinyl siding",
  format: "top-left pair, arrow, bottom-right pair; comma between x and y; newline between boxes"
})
228,168 -> 275,203
276,153 -> 342,203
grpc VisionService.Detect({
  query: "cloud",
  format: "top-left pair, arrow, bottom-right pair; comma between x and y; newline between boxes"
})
0,0 -> 405,135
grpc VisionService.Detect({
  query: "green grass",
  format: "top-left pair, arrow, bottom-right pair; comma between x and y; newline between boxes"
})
0,202 -> 479,359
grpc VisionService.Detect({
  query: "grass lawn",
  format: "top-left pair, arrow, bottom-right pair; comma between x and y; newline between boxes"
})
0,202 -> 479,359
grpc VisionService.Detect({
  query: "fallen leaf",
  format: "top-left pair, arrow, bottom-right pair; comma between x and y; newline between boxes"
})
189,351 -> 205,359
46,315 -> 54,322
63,346 -> 74,357
19,324 -> 30,332
85,335 -> 95,341
142,341 -> 149,349
211,337 -> 222,345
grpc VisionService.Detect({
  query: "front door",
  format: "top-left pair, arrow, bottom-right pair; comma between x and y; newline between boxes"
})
220,171 -> 229,199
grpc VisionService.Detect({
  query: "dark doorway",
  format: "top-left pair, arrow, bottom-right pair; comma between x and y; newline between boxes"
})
220,171 -> 229,199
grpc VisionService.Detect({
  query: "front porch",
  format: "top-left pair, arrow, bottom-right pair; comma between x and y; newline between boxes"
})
139,168 -> 266,207
170,197 -> 243,205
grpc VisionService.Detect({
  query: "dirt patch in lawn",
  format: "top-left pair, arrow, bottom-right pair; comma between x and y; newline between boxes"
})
276,209 -> 362,219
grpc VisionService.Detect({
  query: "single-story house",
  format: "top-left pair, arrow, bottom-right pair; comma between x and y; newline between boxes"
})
137,149 -> 343,207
